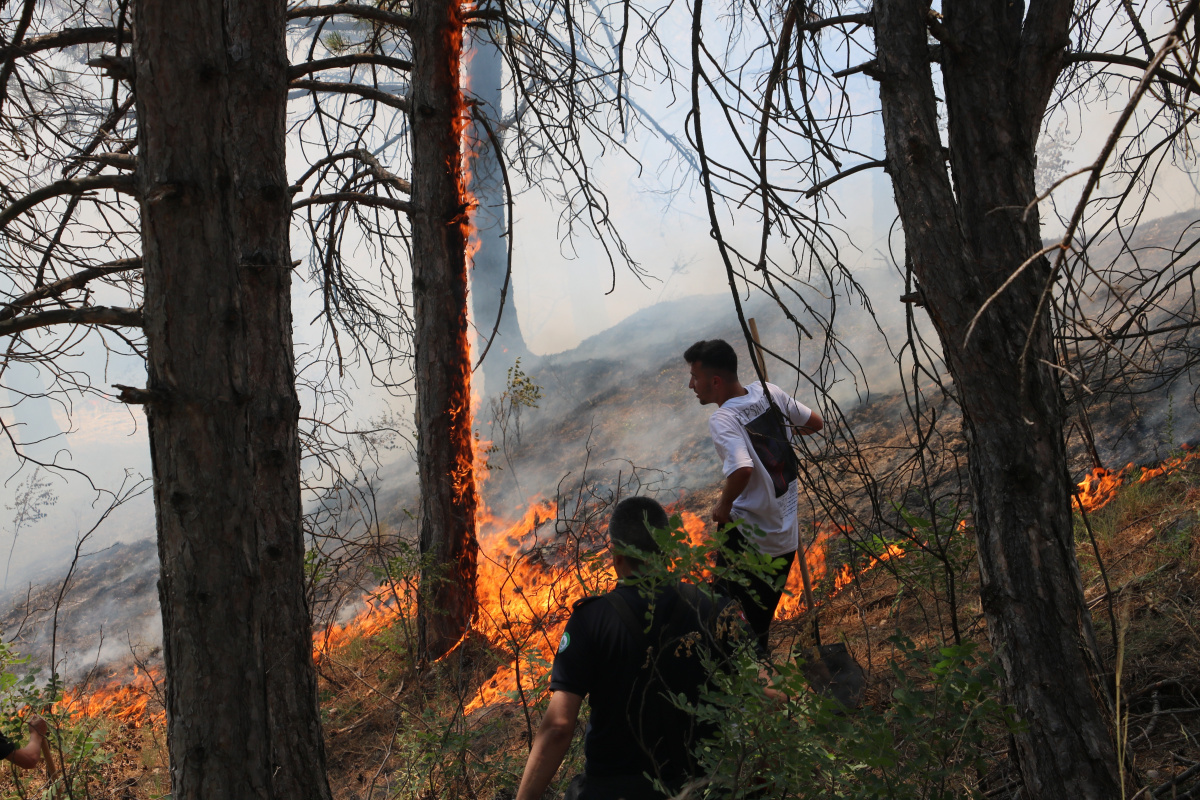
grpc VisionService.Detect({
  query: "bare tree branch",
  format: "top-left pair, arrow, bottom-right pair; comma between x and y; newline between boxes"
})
292,192 -> 411,215
288,79 -> 409,111
0,174 -> 138,230
804,159 -> 887,197
288,54 -> 412,80
0,26 -> 123,60
1064,51 -> 1200,93
0,258 -> 142,321
0,306 -> 143,337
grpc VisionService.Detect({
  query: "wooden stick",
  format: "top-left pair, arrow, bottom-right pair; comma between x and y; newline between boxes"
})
36,719 -> 57,786
796,535 -> 822,647
748,317 -> 768,382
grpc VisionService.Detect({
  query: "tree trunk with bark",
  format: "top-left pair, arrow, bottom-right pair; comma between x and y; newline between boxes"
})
134,1 -> 332,797
874,0 -> 1121,796
411,0 -> 480,660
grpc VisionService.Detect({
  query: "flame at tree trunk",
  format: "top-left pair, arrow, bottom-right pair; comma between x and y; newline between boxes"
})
411,0 -> 479,660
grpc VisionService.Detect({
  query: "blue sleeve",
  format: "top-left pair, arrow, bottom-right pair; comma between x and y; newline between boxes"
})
0,731 -> 15,760
548,604 -> 596,697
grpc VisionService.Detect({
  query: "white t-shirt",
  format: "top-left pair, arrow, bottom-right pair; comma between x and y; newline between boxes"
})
708,382 -> 814,557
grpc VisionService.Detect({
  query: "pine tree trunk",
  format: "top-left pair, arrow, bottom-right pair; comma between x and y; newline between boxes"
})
411,0 -> 480,660
874,0 -> 1121,796
134,1 -> 332,797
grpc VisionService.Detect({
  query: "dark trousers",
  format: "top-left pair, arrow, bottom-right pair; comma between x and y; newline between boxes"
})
564,773 -> 676,800
712,527 -> 796,656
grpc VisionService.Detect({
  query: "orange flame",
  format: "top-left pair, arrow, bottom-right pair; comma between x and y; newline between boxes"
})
466,496 -> 587,712
777,522 -> 915,619
1075,465 -> 1129,513
1134,445 -> 1198,484
55,665 -> 165,728
1073,448 -> 1199,513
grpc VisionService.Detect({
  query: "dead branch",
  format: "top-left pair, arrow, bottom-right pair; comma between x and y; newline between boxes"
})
288,54 -> 412,80
0,27 -> 123,60
289,79 -> 409,112
293,192 -> 412,215
0,174 -> 138,230
1064,51 -> 1200,93
0,306 -> 143,337
0,258 -> 142,321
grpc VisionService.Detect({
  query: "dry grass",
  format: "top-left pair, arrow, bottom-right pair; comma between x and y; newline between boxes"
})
33,461 -> 1199,800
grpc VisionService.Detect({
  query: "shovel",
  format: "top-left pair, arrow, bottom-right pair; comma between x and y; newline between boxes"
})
795,538 -> 866,709
746,318 -> 865,708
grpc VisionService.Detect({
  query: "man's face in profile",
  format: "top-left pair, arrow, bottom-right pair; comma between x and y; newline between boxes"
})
688,362 -> 720,405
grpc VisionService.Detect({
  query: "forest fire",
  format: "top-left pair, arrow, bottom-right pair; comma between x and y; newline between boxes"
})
775,522 -> 909,619
313,588 -> 409,660
55,665 -> 164,728
466,504 -> 708,712
1075,445 -> 1198,513
1075,466 -> 1127,512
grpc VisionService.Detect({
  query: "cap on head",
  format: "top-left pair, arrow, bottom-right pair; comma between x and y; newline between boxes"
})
683,339 -> 738,380
608,496 -> 668,558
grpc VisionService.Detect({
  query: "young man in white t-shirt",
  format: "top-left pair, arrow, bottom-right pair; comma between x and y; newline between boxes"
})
684,339 -> 823,654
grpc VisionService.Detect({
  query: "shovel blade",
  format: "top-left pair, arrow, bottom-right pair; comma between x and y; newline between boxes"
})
801,642 -> 866,710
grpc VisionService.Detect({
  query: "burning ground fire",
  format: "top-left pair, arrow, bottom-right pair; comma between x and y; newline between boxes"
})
55,665 -> 164,728
775,522 -> 910,620
50,444 -> 1198,727
1075,444 -> 1198,513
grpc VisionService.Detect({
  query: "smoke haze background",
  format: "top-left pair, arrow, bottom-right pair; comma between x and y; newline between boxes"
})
0,10 -> 1197,677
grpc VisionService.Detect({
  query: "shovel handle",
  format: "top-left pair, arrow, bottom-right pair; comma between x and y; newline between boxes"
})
37,726 -> 57,785
796,534 -> 822,648
747,317 -> 769,382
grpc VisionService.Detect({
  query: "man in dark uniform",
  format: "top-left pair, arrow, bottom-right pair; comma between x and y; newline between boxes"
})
515,497 -> 745,800
0,714 -> 48,769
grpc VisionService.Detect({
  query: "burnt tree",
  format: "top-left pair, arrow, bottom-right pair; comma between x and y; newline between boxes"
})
134,0 -> 331,797
410,0 -> 480,660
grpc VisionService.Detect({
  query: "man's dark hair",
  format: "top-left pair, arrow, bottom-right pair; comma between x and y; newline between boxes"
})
684,339 -> 738,378
608,496 -> 668,557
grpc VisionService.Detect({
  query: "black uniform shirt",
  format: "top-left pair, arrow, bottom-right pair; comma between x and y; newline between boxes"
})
549,581 -> 742,787
0,730 -> 15,760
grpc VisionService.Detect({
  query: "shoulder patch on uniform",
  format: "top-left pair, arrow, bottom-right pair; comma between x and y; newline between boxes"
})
557,632 -> 571,653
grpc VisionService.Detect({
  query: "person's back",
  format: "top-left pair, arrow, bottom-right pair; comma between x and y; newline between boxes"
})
515,497 -> 746,800
551,580 -> 740,797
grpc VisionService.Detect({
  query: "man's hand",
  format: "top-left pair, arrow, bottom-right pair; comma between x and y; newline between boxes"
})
26,716 -> 47,736
713,467 -> 753,525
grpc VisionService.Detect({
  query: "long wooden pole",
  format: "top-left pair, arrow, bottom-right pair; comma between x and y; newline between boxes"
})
747,317 -> 768,381
747,318 -> 820,646
35,717 -> 57,786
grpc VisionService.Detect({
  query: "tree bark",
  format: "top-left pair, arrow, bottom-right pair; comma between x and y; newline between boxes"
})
874,0 -> 1121,796
133,1 -> 332,797
410,0 -> 480,660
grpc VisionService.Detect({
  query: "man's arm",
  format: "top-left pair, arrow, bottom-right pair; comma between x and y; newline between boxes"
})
796,408 -> 823,435
5,715 -> 47,769
712,466 -> 753,524
516,690 -> 583,800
